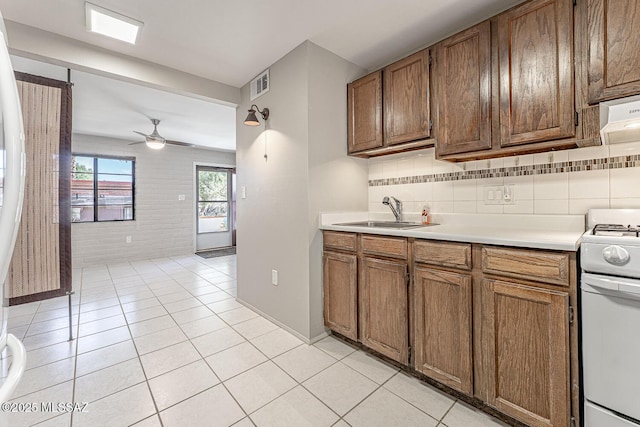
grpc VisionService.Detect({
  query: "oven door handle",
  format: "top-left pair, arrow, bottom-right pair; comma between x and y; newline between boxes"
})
583,272 -> 640,295
582,273 -> 619,292
619,281 -> 640,295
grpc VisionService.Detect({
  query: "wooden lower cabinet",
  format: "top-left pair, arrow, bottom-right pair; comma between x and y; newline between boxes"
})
322,251 -> 358,341
322,232 -> 577,426
413,266 -> 473,394
481,278 -> 570,427
359,257 -> 409,364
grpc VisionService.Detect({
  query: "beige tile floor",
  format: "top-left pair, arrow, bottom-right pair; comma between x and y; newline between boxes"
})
0,254 -> 507,427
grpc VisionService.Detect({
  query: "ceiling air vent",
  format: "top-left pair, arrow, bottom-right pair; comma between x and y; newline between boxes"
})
250,69 -> 269,101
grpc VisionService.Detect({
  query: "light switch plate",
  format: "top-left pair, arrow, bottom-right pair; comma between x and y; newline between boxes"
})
484,185 -> 503,205
484,185 -> 515,205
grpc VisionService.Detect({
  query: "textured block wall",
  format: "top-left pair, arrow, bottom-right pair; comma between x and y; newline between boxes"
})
71,134 -> 235,267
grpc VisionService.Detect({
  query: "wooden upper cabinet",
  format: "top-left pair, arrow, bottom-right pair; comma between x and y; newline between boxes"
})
347,71 -> 383,154
435,21 -> 492,156
587,0 -> 640,103
413,267 -> 473,394
498,0 -> 575,147
384,49 -> 431,145
323,251 -> 358,341
482,278 -> 570,427
359,257 -> 409,364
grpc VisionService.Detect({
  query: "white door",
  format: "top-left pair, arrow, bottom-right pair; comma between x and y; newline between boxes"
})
195,166 -> 233,251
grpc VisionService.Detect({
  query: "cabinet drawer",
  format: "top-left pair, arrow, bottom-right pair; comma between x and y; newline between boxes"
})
361,235 -> 407,260
413,240 -> 472,270
481,246 -> 569,286
323,231 -> 357,252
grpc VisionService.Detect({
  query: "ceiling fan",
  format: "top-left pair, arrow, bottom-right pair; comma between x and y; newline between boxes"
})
129,119 -> 195,149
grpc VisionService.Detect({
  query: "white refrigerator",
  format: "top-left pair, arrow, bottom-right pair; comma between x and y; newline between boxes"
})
0,9 -> 27,402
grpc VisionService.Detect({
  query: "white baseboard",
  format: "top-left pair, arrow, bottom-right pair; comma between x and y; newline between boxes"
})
236,298 -> 328,345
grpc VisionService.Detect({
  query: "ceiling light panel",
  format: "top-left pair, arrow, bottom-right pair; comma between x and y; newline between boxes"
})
85,2 -> 143,44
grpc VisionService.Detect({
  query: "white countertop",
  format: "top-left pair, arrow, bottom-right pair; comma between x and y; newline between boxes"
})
319,212 -> 586,251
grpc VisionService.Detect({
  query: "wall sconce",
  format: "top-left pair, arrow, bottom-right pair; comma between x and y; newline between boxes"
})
244,104 -> 270,126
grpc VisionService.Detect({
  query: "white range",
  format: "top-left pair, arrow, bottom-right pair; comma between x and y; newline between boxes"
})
581,209 -> 640,427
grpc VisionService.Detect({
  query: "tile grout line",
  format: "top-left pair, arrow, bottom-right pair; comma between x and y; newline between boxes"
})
104,263 -> 165,427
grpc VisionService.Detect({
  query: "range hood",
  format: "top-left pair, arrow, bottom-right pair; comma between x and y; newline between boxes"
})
600,95 -> 640,145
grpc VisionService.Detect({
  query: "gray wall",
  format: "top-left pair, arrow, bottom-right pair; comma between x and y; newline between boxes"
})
72,134 -> 235,267
236,41 -> 368,341
307,43 -> 369,337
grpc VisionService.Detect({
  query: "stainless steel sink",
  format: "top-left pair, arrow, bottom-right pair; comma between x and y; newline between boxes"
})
335,221 -> 430,229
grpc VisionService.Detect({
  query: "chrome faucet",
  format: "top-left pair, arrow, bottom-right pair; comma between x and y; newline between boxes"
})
382,196 -> 403,222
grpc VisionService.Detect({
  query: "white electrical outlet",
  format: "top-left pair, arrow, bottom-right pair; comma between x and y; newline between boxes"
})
178,194 -> 185,201
503,184 -> 515,205
126,236 -> 132,243
271,269 -> 278,286
241,186 -> 247,199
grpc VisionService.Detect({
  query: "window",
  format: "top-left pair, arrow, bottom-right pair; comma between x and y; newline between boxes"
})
71,155 -> 135,222
197,167 -> 230,233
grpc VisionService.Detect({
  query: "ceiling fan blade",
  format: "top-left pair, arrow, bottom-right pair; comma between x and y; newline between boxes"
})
165,140 -> 196,148
133,131 -> 150,138
128,141 -> 147,145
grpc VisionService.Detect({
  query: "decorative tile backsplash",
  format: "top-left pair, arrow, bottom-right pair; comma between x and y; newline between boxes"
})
369,153 -> 640,186
367,142 -> 640,216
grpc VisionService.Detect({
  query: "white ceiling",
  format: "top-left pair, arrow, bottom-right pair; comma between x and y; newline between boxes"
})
2,0 -> 523,152
11,55 -> 237,151
0,0 -> 522,88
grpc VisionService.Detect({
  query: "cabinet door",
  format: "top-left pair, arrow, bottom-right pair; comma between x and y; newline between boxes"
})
323,251 -> 358,341
384,49 -> 430,145
587,0 -> 640,103
360,257 -> 408,363
413,267 -> 473,393
498,0 -> 575,147
347,71 -> 383,153
435,21 -> 492,156
482,278 -> 570,427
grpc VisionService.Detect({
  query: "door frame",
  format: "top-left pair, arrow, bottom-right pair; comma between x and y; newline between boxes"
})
192,161 -> 235,253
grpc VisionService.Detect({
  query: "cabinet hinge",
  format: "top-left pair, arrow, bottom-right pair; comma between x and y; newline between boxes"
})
406,272 -> 411,287
570,416 -> 576,427
408,346 -> 412,361
569,306 -> 574,324
573,0 -> 577,6
428,55 -> 432,66
574,111 -> 579,127
429,119 -> 433,131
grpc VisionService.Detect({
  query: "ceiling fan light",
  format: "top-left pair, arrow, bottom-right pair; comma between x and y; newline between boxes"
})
145,140 -> 165,150
244,110 -> 260,126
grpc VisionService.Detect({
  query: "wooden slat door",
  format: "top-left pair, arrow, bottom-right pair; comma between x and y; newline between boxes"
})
323,251 -> 358,340
587,0 -> 640,103
347,71 -> 383,153
359,257 -> 408,363
482,278 -> 570,427
383,49 -> 430,146
8,74 -> 72,304
435,21 -> 492,156
498,0 -> 575,147
413,266 -> 473,393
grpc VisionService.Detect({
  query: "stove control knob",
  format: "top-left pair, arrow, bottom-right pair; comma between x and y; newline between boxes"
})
603,245 -> 630,265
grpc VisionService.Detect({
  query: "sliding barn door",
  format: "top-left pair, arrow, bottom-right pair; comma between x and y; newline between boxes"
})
7,73 -> 71,304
